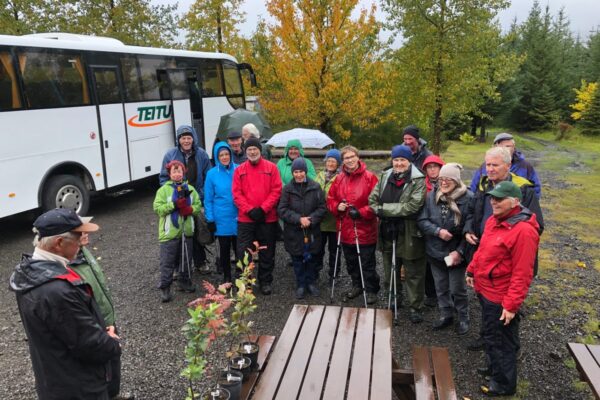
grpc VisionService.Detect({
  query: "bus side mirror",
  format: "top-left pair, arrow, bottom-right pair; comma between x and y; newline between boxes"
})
238,63 -> 257,87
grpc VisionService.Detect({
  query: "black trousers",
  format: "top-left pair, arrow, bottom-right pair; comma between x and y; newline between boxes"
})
425,261 -> 437,299
479,294 -> 520,394
316,231 -> 340,277
218,235 -> 237,282
237,222 -> 278,286
342,243 -> 379,293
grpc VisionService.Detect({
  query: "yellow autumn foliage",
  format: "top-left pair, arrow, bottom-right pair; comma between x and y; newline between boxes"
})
250,0 -> 395,138
571,80 -> 598,121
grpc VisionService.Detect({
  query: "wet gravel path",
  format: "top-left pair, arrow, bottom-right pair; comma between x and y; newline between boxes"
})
1,148 -> 598,399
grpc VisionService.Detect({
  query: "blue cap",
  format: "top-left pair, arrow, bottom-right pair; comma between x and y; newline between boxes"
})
291,157 -> 307,172
391,144 -> 413,161
324,149 -> 342,165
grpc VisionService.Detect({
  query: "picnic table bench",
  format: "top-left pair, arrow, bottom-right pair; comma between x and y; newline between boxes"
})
241,304 -> 457,400
567,342 -> 600,399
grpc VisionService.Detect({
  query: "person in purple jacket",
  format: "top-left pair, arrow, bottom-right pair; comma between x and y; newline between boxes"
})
470,133 -> 541,198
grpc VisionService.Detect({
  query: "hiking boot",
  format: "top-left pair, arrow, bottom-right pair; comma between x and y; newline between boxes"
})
432,316 -> 454,330
409,310 -> 424,324
307,283 -> 320,296
111,392 -> 135,400
160,287 -> 173,303
343,287 -> 363,301
467,336 -> 484,351
366,292 -> 378,305
296,287 -> 306,300
196,262 -> 211,275
177,281 -> 196,293
260,284 -> 272,295
480,384 -> 515,397
456,320 -> 470,336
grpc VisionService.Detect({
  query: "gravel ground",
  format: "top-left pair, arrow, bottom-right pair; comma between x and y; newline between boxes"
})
1,150 -> 598,399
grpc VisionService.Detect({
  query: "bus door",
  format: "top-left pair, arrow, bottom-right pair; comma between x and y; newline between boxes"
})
90,66 -> 131,187
160,68 -> 205,149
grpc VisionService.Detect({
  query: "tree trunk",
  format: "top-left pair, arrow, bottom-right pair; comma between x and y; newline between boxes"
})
480,119 -> 487,141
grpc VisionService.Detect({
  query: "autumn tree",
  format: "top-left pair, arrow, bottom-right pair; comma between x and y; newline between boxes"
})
383,0 -> 517,154
251,0 -> 393,139
180,0 -> 246,53
0,0 -> 178,47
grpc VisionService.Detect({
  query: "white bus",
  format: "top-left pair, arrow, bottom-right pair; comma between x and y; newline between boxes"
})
0,33 -> 255,218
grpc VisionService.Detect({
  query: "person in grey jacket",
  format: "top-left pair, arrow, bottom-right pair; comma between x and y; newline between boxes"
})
278,158 -> 327,299
418,163 -> 472,335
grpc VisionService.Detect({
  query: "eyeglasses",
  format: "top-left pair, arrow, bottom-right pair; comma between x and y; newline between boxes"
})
439,178 -> 455,183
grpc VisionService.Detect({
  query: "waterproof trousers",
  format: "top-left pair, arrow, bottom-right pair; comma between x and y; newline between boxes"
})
217,235 -> 237,283
159,237 -> 193,289
342,243 -> 379,294
479,294 -> 520,395
237,222 -> 277,286
316,231 -> 339,278
403,255 -> 426,312
429,257 -> 469,321
291,255 -> 317,288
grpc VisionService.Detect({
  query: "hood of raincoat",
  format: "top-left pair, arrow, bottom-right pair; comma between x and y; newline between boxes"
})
213,141 -> 234,169
284,139 -> 306,160
176,125 -> 200,150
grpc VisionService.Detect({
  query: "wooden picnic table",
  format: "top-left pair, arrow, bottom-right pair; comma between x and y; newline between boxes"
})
567,342 -> 600,399
250,304 -> 392,400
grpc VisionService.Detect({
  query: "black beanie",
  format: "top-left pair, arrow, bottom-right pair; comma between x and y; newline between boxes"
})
403,125 -> 420,140
244,137 -> 262,152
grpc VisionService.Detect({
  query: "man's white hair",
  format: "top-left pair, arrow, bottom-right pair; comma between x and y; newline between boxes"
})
32,228 -> 79,248
242,123 -> 260,138
485,146 -> 511,164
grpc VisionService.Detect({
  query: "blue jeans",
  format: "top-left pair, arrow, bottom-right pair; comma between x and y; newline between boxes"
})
291,254 -> 317,288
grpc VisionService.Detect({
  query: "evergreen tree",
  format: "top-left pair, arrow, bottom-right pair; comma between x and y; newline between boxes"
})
585,30 -> 600,82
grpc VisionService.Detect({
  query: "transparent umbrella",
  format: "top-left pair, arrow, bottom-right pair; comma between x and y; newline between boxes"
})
266,128 -> 335,149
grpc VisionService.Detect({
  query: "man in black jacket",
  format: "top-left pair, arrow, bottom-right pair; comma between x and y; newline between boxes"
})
9,209 -> 122,400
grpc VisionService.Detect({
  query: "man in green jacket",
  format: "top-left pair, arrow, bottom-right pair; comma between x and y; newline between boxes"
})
369,145 -> 427,323
276,139 -> 317,185
70,219 -> 133,400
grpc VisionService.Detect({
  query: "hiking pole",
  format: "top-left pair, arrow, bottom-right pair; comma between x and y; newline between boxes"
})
353,220 -> 368,309
391,236 -> 398,322
330,218 -> 343,303
181,217 -> 192,282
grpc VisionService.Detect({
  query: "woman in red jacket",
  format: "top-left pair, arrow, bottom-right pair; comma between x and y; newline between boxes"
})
327,146 -> 379,304
466,181 -> 540,397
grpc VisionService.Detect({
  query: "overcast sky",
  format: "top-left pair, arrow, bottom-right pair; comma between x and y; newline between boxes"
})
161,0 -> 600,41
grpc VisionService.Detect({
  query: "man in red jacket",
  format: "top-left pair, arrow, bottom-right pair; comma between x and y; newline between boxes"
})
232,138 -> 282,295
327,145 -> 379,304
466,181 -> 540,397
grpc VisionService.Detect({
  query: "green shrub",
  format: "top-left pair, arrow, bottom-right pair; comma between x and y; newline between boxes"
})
459,132 -> 476,145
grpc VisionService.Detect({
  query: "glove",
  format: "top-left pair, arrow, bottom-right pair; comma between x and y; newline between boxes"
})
180,205 -> 193,217
207,221 -> 217,233
348,207 -> 361,220
376,208 -> 384,218
248,207 -> 265,222
176,197 -> 188,210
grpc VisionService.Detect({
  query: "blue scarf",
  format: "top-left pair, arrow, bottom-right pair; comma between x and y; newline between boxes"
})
170,182 -> 191,228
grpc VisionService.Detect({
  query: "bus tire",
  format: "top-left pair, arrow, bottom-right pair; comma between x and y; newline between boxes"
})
42,174 -> 90,216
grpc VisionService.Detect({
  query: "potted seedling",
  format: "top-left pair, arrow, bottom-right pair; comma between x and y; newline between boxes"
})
228,242 -> 262,371
182,281 -> 233,400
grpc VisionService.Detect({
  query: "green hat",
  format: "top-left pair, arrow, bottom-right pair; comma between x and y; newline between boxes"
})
488,181 -> 522,200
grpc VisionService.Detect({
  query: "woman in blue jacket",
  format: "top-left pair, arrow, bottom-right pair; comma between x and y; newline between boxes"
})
204,142 -> 238,282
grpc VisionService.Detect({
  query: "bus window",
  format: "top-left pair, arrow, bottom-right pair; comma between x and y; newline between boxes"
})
94,69 -> 121,104
200,60 -> 224,97
223,60 -> 244,109
138,57 -> 168,101
120,56 -> 143,102
168,70 -> 189,100
0,51 -> 21,110
19,50 -> 90,108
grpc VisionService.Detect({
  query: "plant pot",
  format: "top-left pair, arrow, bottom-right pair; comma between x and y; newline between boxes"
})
240,341 -> 260,371
229,355 -> 252,382
217,370 -> 243,400
202,386 -> 230,400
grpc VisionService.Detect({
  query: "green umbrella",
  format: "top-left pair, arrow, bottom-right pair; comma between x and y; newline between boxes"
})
216,109 -> 273,141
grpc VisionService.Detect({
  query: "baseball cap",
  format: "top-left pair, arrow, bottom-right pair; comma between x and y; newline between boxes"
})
227,131 -> 242,139
33,209 -> 99,238
488,181 -> 522,200
493,133 -> 514,144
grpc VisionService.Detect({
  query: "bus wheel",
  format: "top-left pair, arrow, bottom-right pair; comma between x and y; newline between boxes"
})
43,174 -> 90,216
